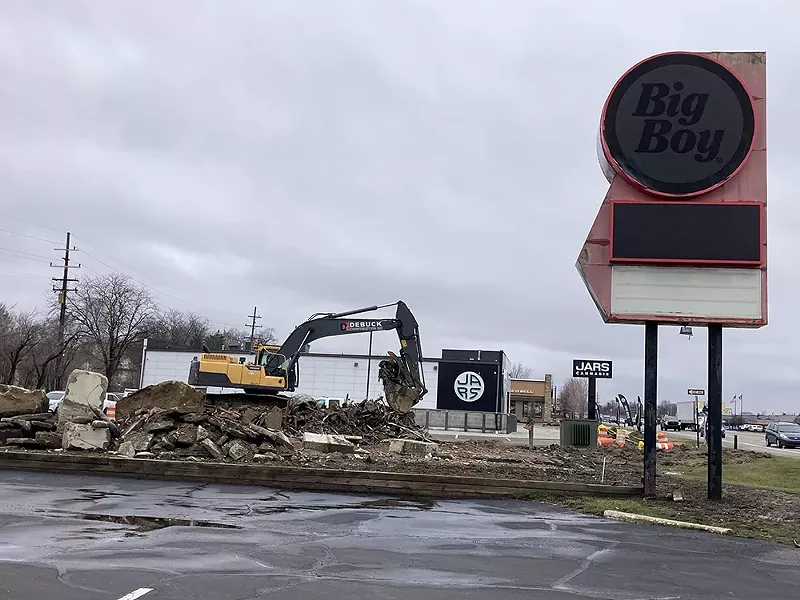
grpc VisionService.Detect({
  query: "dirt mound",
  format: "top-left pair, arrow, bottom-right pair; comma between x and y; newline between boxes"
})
116,381 -> 203,421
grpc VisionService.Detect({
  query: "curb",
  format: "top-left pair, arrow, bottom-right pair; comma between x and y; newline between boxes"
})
603,509 -> 731,534
0,450 -> 643,499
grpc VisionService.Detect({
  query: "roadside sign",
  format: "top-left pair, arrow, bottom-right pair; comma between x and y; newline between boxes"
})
576,51 -> 767,328
572,359 -> 612,379
688,388 -> 705,396
575,51 -> 767,501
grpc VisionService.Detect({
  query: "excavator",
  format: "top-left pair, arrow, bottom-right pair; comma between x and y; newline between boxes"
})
187,300 -> 427,413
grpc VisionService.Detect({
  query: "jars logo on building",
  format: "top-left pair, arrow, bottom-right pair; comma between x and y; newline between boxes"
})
600,52 -> 755,197
454,371 -> 484,402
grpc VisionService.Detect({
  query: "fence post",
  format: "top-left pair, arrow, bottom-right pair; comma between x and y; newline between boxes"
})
444,411 -> 449,431
482,412 -> 486,433
464,411 -> 468,432
425,410 -> 430,429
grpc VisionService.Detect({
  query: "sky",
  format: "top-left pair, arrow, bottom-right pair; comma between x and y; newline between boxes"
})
0,0 -> 796,413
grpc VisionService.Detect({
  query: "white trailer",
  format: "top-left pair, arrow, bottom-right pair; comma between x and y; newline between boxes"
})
676,401 -> 699,430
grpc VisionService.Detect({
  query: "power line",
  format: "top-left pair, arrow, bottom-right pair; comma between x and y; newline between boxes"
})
78,249 -> 248,320
0,268 -> 42,278
72,235 -> 243,318
0,212 -> 64,235
0,248 -> 52,263
0,214 -> 249,321
0,227 -> 59,244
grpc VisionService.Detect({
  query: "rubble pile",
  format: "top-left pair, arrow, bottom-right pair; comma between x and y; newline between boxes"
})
117,404 -> 295,461
1,371 -> 122,450
1,375 -> 431,463
283,396 -> 430,444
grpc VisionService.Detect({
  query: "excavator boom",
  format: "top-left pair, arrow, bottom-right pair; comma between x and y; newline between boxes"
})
190,300 -> 427,413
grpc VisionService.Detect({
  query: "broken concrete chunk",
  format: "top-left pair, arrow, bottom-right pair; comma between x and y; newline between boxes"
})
5,437 -> 46,449
58,370 -> 107,430
196,425 -> 210,442
116,381 -> 204,421
146,419 -> 175,433
201,438 -> 225,460
30,420 -> 56,432
241,407 -> 259,424
228,439 -> 255,462
62,422 -> 111,450
174,424 -> 197,446
91,420 -> 110,429
134,451 -> 155,458
261,407 -> 283,430
117,441 -> 136,458
0,384 -> 48,419
126,432 -> 154,453
303,432 -> 355,454
3,413 -> 52,421
158,451 -> 179,460
34,431 -> 63,449
249,423 -> 293,449
180,412 -> 207,424
388,438 -> 439,456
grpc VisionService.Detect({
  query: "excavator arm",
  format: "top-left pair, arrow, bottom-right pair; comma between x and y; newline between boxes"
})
263,301 -> 427,412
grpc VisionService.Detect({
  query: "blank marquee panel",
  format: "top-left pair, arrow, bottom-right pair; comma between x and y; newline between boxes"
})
611,202 -> 762,265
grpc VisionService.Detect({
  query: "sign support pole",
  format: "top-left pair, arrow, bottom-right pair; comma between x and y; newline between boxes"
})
643,322 -> 658,498
587,377 -> 597,420
708,324 -> 723,500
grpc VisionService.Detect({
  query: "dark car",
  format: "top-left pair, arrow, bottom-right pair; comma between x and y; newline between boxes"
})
765,422 -> 800,449
661,415 -> 681,431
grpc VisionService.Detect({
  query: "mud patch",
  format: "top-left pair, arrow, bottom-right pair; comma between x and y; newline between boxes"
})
79,513 -> 241,532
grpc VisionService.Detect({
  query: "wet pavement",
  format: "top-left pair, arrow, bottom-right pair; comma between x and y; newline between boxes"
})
0,470 -> 798,599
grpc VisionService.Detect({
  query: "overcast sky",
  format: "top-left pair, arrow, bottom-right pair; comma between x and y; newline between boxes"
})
0,1 -> 795,413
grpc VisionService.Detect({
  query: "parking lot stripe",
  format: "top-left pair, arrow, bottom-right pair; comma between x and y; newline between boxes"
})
116,588 -> 153,600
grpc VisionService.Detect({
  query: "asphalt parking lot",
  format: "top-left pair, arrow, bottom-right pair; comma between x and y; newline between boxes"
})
1,470 -> 798,600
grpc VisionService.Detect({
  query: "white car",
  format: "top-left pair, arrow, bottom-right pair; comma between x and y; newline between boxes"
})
47,391 -> 121,416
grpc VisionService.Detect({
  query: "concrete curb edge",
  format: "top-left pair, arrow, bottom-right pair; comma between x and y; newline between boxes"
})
0,450 -> 644,499
603,509 -> 732,534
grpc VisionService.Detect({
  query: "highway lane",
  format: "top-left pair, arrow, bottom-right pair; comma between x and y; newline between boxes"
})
669,428 -> 800,458
1,470 -> 799,599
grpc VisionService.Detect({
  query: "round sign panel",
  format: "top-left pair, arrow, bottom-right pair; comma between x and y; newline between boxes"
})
600,52 -> 756,198
454,371 -> 485,403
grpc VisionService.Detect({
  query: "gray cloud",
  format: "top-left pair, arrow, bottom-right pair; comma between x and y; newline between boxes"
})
0,0 -> 796,411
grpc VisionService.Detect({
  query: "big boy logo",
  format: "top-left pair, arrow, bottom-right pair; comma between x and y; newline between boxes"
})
600,52 -> 756,197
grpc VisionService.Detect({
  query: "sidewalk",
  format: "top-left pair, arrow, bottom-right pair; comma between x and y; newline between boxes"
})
428,424 -> 560,447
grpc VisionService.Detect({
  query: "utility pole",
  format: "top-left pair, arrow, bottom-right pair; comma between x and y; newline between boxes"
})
50,231 -> 80,389
246,306 -> 261,351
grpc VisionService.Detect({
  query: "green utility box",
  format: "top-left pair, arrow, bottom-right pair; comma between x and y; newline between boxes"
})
559,419 -> 598,447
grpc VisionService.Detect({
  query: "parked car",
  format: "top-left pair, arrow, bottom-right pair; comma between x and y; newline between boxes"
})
47,391 -> 121,416
765,422 -> 800,449
46,390 -> 65,413
660,415 -> 681,431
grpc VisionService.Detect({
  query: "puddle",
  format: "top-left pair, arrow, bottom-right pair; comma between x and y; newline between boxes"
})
80,513 -> 241,532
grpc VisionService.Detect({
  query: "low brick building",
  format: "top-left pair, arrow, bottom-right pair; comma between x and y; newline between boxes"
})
509,375 -> 554,423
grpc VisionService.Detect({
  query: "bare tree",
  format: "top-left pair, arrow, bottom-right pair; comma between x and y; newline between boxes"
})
145,308 -> 211,348
205,326 -> 277,351
66,272 -> 156,385
558,377 -> 588,418
0,307 -> 45,385
508,361 -> 533,379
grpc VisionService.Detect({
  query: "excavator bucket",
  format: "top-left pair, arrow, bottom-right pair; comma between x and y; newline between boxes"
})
378,351 -> 425,413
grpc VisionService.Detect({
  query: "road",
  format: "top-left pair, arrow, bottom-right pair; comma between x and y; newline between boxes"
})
669,428 -> 800,458
1,471 -> 798,599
